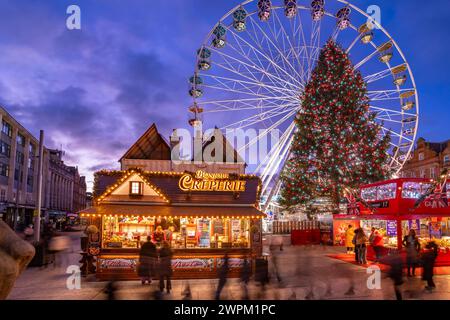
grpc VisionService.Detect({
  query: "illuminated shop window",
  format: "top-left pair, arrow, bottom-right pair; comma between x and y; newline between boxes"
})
101,216 -> 251,249
129,181 -> 143,196
402,182 -> 433,199
361,183 -> 396,201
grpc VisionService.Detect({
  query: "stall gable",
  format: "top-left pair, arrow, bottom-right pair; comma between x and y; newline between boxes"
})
99,172 -> 169,204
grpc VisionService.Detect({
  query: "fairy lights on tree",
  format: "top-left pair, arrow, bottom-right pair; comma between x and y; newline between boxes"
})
280,39 -> 391,212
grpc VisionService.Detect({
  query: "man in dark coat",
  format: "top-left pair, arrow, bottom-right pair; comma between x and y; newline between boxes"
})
138,236 -> 157,284
215,252 -> 230,300
158,241 -> 173,294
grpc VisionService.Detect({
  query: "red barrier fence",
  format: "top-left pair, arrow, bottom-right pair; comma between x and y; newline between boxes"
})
291,229 -> 322,245
273,220 -> 319,234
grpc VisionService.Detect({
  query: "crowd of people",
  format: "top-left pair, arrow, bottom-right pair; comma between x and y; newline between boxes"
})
344,224 -> 439,297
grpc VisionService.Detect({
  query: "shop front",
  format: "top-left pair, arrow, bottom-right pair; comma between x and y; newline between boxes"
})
334,178 -> 450,264
80,169 -> 264,280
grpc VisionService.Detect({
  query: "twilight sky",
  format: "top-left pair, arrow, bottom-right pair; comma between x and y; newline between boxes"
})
0,0 -> 449,190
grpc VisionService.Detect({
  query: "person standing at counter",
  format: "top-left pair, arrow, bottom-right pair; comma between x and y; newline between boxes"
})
355,228 -> 368,264
422,241 -> 438,292
138,237 -> 157,285
345,225 -> 355,255
158,241 -> 173,294
152,226 -> 166,245
402,229 -> 420,277
370,228 -> 384,263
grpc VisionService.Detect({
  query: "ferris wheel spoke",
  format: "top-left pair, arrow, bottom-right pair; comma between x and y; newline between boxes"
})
243,17 -> 299,90
272,9 -> 308,84
210,46 -> 301,93
224,105 -> 295,131
368,88 -> 415,101
370,106 -> 415,117
202,99 -> 297,114
225,30 -> 301,92
202,73 -> 299,96
235,110 -> 297,151
307,20 -> 322,79
201,80 -> 297,102
354,49 -> 379,69
364,68 -> 395,84
254,121 -> 295,174
204,59 -> 298,99
247,15 -> 305,88
381,127 -> 412,142
331,26 -> 341,42
261,134 -> 293,195
260,122 -> 295,181
346,33 -> 361,54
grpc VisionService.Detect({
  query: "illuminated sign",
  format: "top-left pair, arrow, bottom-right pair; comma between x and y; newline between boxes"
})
179,170 -> 246,192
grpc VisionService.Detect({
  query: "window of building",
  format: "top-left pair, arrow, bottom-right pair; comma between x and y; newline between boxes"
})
28,157 -> 34,170
430,167 -> 436,179
0,141 -> 10,157
27,174 -> 33,187
420,169 -> 426,178
1,121 -> 12,137
16,133 -> 25,147
29,143 -> 35,155
16,151 -> 24,165
14,168 -> 23,182
101,216 -> 250,249
444,155 -> 450,164
418,152 -> 424,161
0,189 -> 5,202
129,181 -> 143,196
0,163 -> 9,177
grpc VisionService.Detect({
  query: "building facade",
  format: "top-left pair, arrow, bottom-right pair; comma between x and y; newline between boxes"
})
45,149 -> 87,218
401,137 -> 450,179
0,107 -> 49,227
0,106 -> 87,228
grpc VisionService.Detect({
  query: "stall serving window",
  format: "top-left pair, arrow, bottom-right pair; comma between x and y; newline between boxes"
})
401,182 -> 433,199
361,183 -> 396,201
102,216 -> 250,249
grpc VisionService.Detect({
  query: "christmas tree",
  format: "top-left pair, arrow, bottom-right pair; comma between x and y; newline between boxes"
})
280,39 -> 391,212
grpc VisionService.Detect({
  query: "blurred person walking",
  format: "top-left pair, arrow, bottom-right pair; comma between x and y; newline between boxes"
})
240,255 -> 251,300
138,236 -> 157,285
158,241 -> 173,294
384,252 -> 404,300
47,234 -> 71,268
215,252 -> 230,300
402,229 -> 420,277
422,240 -> 438,292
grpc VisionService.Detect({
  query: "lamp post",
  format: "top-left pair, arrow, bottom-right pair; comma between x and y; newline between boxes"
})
33,130 -> 44,243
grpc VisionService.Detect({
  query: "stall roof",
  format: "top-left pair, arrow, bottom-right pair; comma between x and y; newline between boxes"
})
79,204 -> 265,217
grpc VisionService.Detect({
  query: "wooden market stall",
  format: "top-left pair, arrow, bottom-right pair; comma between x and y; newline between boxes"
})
79,169 -> 265,280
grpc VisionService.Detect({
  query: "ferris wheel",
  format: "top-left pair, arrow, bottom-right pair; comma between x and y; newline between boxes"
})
188,0 -> 419,211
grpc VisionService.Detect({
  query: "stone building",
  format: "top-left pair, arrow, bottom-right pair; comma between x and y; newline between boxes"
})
0,107 -> 50,227
0,106 -> 87,228
45,149 -> 87,217
401,137 -> 450,179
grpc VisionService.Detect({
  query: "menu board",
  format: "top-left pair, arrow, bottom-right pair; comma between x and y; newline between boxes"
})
214,220 -> 224,234
197,219 -> 210,247
408,219 -> 420,231
429,222 -> 442,239
386,220 -> 397,237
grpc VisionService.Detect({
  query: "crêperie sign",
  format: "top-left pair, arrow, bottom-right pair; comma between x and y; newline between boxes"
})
179,170 -> 246,192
